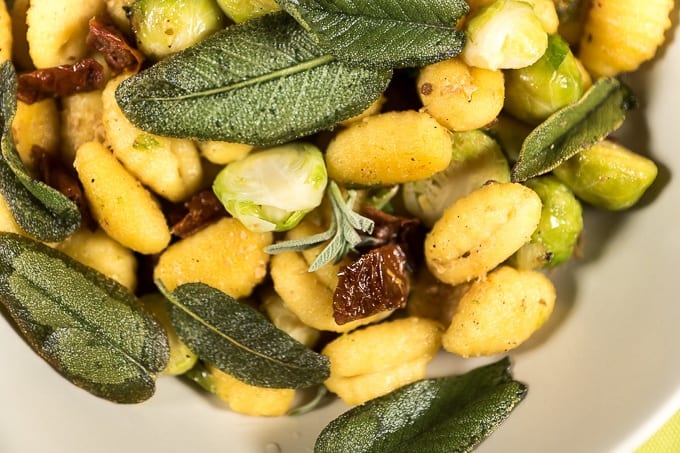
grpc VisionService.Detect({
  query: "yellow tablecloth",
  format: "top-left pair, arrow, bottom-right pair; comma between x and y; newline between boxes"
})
636,410 -> 680,453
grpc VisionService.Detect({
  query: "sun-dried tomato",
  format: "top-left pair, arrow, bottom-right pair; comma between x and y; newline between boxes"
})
32,146 -> 95,230
86,16 -> 144,74
17,59 -> 105,104
333,244 -> 409,325
170,190 -> 227,238
359,205 -> 425,271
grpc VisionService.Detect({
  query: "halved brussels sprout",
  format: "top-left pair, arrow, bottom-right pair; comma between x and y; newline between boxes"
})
129,0 -> 226,60
553,140 -> 658,210
512,175 -> 583,269
462,0 -> 548,70
504,34 -> 584,124
212,142 -> 328,232
403,130 -> 510,227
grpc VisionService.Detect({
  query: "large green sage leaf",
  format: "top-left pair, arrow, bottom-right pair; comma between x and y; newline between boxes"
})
115,13 -> 392,147
158,281 -> 330,389
315,357 -> 526,453
0,62 -> 80,242
276,0 -> 468,68
511,77 -> 636,182
0,232 -> 169,403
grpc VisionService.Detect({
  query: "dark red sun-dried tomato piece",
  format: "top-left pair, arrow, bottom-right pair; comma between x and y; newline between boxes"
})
17,58 -> 105,104
32,146 -> 95,230
359,205 -> 425,270
170,190 -> 227,238
333,244 -> 409,325
86,16 -> 144,74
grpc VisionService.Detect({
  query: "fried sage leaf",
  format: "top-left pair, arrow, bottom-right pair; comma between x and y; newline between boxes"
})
0,61 -> 81,242
315,357 -> 526,453
275,0 -> 468,68
158,281 -> 330,389
0,232 -> 169,403
115,13 -> 392,147
511,77 -> 636,182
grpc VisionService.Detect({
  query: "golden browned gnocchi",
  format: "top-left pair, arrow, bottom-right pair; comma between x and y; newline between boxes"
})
325,110 -> 452,186
12,99 -> 60,170
261,289 -> 321,349
417,57 -> 505,132
322,317 -> 443,405
0,0 -> 11,62
578,0 -> 674,77
73,141 -> 171,254
207,365 -> 296,416
442,265 -> 555,357
425,182 -> 542,286
60,91 -> 107,164
196,140 -> 254,165
26,0 -> 106,68
0,192 -> 24,236
55,227 -> 138,291
102,74 -> 203,202
154,217 -> 272,298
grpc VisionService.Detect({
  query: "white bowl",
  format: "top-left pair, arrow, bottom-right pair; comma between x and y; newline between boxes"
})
2,17 -> 680,453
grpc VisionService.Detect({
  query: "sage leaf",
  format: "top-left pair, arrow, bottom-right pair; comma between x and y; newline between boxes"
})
0,232 -> 169,403
315,357 -> 527,453
275,0 -> 468,68
264,181 -> 375,271
511,77 -> 636,182
0,61 -> 80,242
115,13 -> 392,147
158,281 -> 330,389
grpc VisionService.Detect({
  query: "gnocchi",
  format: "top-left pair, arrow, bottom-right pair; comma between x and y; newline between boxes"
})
425,182 -> 542,286
322,317 -> 443,405
73,141 -> 171,254
325,110 -> 453,186
442,266 -> 556,357
578,0 -> 674,77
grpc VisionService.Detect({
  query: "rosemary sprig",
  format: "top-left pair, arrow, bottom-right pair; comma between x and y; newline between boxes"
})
264,181 -> 374,271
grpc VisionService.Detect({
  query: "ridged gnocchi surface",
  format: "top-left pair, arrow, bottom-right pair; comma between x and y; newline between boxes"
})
26,0 -> 106,68
102,74 -> 203,202
579,0 -> 674,77
322,317 -> 443,405
425,182 -> 542,286
73,141 -> 171,255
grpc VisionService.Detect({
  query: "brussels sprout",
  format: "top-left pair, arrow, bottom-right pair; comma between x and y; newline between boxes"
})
462,0 -> 548,70
504,34 -> 584,124
553,140 -> 658,210
512,175 -> 583,269
485,114 -> 533,163
212,142 -> 328,232
215,0 -> 280,23
403,130 -> 510,227
140,293 -> 198,376
129,0 -> 226,60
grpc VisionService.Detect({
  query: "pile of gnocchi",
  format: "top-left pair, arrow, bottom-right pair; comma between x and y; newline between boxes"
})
0,0 -> 673,419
